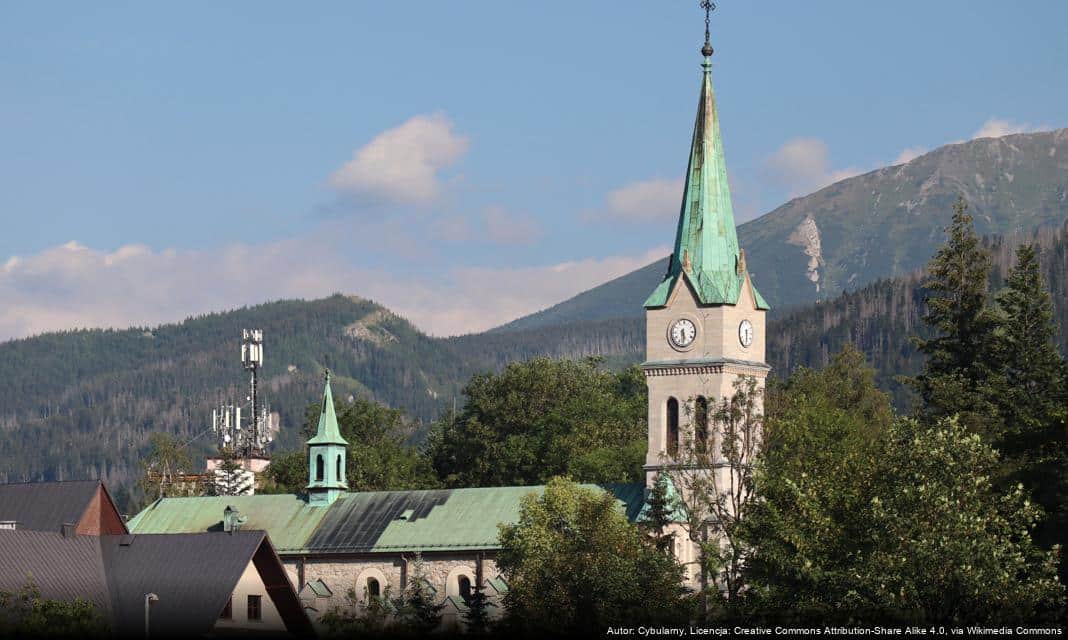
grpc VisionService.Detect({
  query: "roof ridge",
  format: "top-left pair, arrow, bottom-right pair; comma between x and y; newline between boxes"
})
0,479 -> 101,486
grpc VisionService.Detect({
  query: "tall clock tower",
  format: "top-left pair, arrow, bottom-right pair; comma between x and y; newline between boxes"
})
642,33 -> 770,488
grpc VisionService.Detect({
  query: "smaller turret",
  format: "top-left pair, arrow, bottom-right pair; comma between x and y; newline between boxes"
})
306,371 -> 349,506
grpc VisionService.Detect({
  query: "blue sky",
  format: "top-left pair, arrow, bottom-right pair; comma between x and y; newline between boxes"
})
1,1 -> 1065,339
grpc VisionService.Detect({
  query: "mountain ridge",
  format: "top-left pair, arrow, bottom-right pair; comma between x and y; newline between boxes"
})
2,129 -> 1067,489
492,128 -> 1068,332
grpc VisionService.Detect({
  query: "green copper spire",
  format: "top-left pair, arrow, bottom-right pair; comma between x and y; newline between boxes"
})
306,370 -> 348,506
644,45 -> 769,310
307,370 -> 348,446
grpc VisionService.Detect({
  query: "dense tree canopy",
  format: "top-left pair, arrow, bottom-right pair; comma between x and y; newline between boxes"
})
743,351 -> 1064,624
496,478 -> 689,633
264,396 -> 437,494
0,580 -> 107,638
426,358 -> 647,487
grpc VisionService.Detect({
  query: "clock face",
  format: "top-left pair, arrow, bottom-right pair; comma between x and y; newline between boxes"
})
739,319 -> 754,348
669,318 -> 697,348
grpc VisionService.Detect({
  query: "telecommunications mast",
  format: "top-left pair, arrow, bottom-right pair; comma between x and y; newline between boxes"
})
211,329 -> 273,461
240,329 -> 271,457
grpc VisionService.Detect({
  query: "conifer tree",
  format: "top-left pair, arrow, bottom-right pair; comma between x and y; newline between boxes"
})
640,471 -> 678,554
994,244 -> 1068,440
397,553 -> 444,633
992,243 -> 1068,580
911,196 -> 1002,437
462,557 -> 492,635
212,445 -> 252,496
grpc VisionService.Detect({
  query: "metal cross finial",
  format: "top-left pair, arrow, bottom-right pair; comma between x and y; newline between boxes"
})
324,368 -> 331,384
700,0 -> 716,57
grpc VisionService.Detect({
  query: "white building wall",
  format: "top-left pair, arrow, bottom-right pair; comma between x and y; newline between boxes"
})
212,559 -> 287,633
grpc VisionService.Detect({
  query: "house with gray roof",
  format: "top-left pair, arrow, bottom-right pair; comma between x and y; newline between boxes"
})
0,481 -> 312,637
0,479 -> 126,536
0,528 -> 312,637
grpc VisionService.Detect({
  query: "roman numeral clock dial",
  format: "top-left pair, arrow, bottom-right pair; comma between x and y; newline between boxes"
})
739,319 -> 754,348
669,318 -> 697,349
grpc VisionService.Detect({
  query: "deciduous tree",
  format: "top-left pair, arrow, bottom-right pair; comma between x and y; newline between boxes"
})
744,398 -> 1063,623
427,358 -> 647,487
496,478 -> 689,634
137,432 -> 198,500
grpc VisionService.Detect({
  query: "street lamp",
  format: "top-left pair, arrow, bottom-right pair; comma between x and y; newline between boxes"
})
144,593 -> 159,637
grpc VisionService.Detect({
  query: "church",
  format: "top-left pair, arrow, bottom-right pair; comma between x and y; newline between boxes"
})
128,20 -> 768,629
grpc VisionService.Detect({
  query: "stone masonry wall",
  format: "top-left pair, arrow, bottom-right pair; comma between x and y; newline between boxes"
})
289,554 -> 503,624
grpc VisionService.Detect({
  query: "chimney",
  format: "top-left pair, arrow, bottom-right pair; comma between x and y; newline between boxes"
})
222,506 -> 246,534
223,506 -> 237,533
61,522 -> 76,538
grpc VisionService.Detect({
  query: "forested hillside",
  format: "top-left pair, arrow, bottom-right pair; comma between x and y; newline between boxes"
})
3,127 -> 1067,489
495,129 -> 1068,332
0,295 -> 649,486
3,222 -> 1067,487
768,221 -> 1068,406
0,297 -> 464,485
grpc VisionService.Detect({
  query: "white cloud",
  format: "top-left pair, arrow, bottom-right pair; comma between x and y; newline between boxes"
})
763,137 -> 863,197
414,247 -> 668,335
328,113 -> 469,205
585,176 -> 683,224
598,178 -> 683,222
892,146 -> 927,165
0,239 -> 666,341
482,206 -> 542,245
972,117 -> 1039,140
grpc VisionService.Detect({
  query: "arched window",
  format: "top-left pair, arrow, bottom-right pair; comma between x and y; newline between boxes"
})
458,576 -> 472,603
336,454 -> 342,480
667,397 -> 680,457
695,396 -> 709,454
356,569 -> 389,605
315,454 -> 324,482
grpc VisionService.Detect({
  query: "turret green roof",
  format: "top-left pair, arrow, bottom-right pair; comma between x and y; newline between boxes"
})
645,53 -> 769,311
306,373 -> 348,446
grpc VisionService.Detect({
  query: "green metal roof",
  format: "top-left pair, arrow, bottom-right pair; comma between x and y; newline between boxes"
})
126,493 -> 331,553
644,54 -> 769,311
307,483 -> 645,554
307,374 -> 347,446
127,483 -> 646,556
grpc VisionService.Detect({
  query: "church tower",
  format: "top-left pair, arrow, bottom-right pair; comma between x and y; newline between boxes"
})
306,371 -> 349,506
642,23 -> 770,488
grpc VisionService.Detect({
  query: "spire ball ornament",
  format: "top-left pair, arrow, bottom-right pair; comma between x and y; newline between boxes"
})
700,0 -> 716,57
